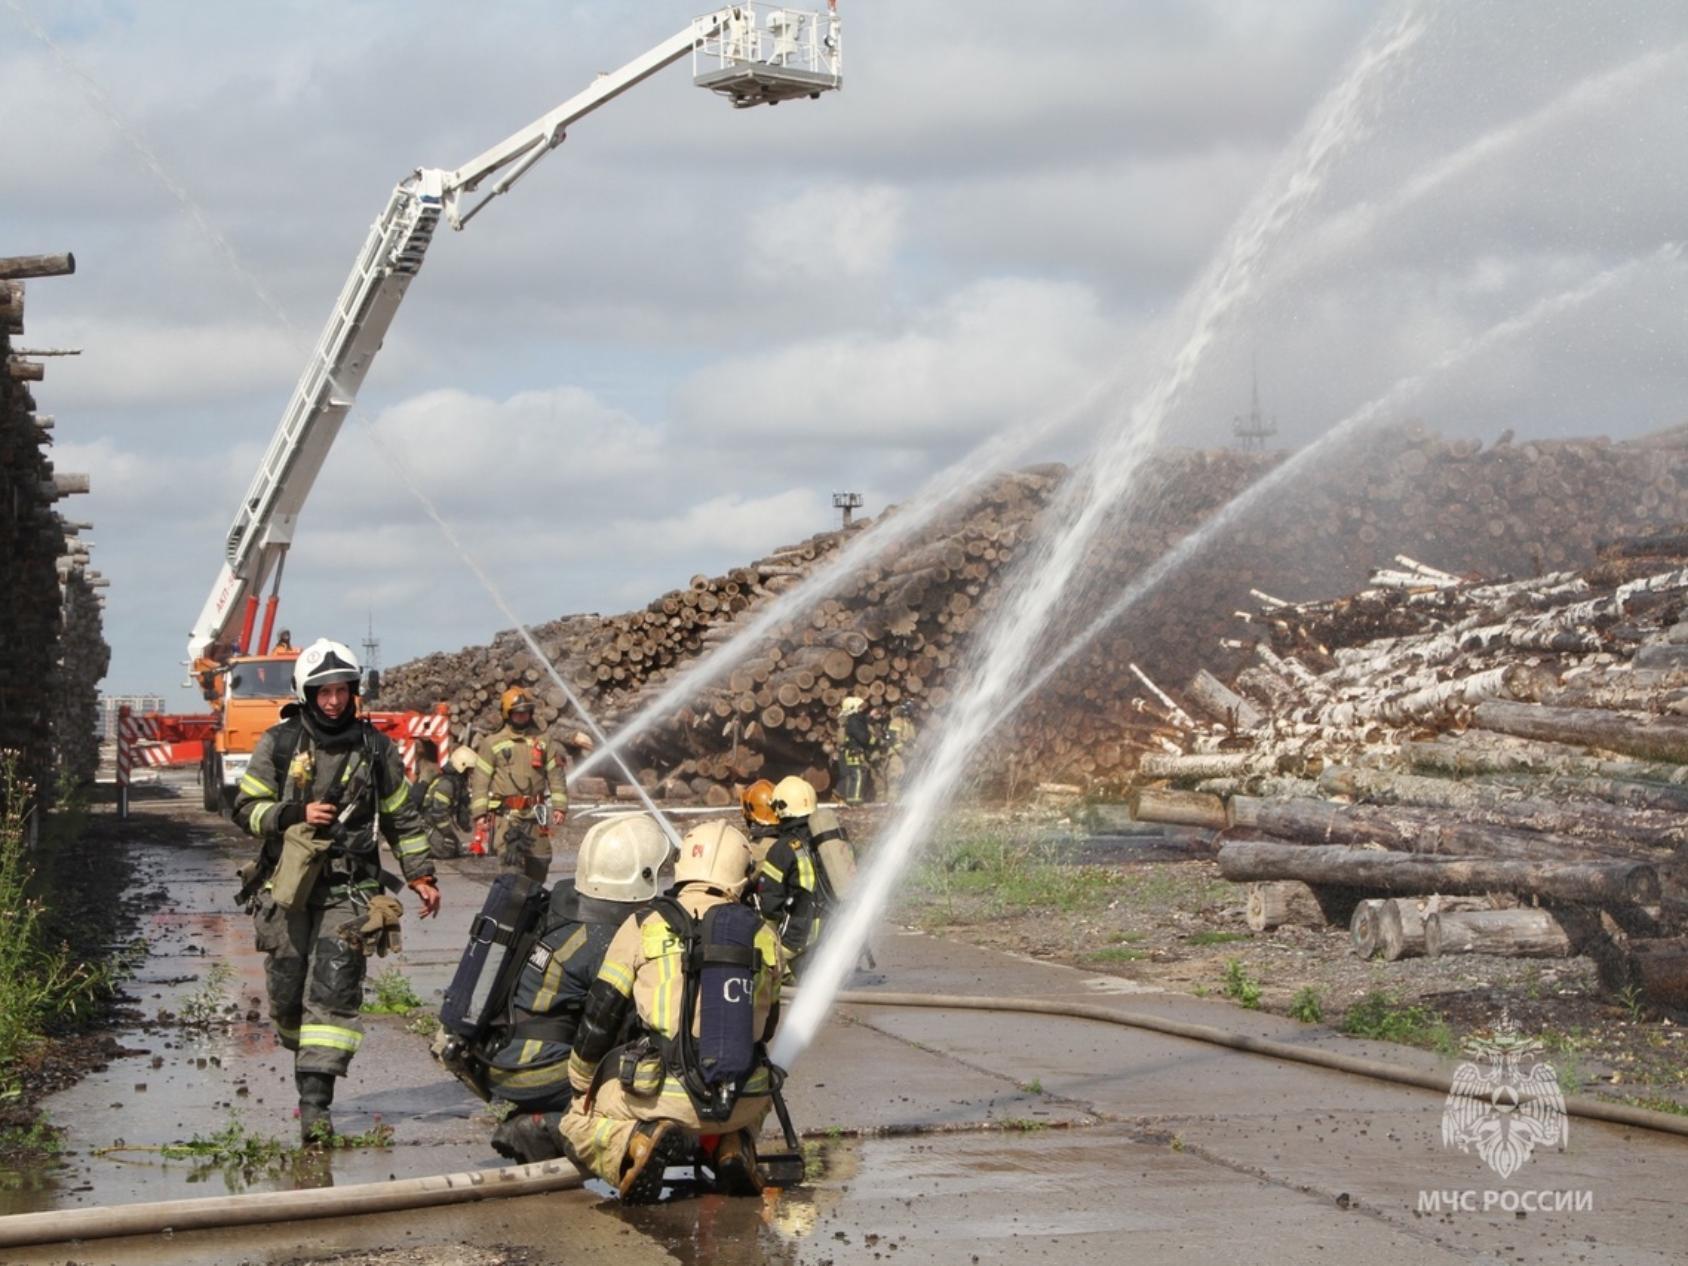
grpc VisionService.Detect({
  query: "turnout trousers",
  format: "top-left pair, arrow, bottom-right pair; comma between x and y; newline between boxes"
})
559,1078 -> 772,1186
252,893 -> 367,1077
492,815 -> 552,884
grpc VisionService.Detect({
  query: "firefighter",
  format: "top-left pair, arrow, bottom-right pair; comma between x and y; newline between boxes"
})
470,686 -> 568,883
754,774 -> 837,972
882,701 -> 917,800
740,778 -> 780,861
557,821 -> 783,1203
232,638 -> 441,1143
836,695 -> 874,804
414,742 -> 476,860
487,813 -> 673,1163
272,628 -> 294,652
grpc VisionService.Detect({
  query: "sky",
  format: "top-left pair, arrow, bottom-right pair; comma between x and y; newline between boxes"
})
3,0 -> 1686,705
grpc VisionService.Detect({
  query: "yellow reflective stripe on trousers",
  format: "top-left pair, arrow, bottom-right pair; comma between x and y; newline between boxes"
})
379,783 -> 409,814
489,1060 -> 573,1091
395,833 -> 429,857
274,1022 -> 300,1041
248,802 -> 277,835
239,772 -> 276,798
299,1024 -> 362,1053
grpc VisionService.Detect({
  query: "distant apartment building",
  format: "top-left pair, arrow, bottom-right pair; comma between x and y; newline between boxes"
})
99,694 -> 166,739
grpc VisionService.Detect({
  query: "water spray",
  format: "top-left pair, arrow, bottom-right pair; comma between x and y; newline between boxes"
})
772,3 -> 1431,1072
1000,243 -> 1685,726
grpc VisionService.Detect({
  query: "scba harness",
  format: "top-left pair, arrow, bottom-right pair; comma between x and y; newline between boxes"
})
645,894 -> 765,1123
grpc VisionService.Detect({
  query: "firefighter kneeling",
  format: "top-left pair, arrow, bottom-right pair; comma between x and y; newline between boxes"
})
558,821 -> 784,1203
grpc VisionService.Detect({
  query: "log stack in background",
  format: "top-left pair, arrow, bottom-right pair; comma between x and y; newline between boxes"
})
1127,530 -> 1688,1008
381,422 -> 1688,804
0,254 -> 108,799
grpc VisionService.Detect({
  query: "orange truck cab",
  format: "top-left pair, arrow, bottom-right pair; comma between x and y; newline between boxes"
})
199,651 -> 299,813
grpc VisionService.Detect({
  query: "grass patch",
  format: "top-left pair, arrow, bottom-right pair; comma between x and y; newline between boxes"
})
363,969 -> 424,1015
1288,987 -> 1323,1024
0,1117 -> 62,1158
1341,990 -> 1455,1054
999,1118 -> 1046,1132
1186,931 -> 1250,947
1220,959 -> 1261,1010
0,751 -> 107,1088
1020,1078 -> 1044,1095
159,1119 -> 291,1170
180,962 -> 236,1027
1088,945 -> 1147,963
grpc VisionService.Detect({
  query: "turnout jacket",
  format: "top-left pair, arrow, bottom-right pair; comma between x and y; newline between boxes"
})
469,723 -> 568,820
485,882 -> 644,1093
567,885 -> 783,1098
232,709 -> 434,888
757,819 -> 824,957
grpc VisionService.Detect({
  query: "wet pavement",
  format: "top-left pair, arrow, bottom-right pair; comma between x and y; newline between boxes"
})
2,777 -> 1683,1264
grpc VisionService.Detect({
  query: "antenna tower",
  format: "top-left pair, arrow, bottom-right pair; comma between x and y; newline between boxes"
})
1233,355 -> 1277,452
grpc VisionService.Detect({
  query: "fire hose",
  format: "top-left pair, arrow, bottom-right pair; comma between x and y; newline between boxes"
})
1,990 -> 1682,1248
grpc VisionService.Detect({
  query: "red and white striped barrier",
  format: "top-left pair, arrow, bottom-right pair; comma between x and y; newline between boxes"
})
115,706 -> 134,819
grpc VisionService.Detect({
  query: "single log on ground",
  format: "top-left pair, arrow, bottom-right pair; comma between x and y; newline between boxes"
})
1245,881 -> 1324,932
1378,899 -> 1426,961
1595,937 -> 1688,1008
1137,752 -> 1275,783
1216,840 -> 1660,906
1227,795 -> 1622,862
1350,899 -> 1388,959
1316,766 -> 1688,849
1129,787 -> 1228,831
1424,908 -> 1595,959
1473,700 -> 1688,766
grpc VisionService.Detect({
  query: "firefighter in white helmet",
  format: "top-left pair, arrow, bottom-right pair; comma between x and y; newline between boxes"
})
232,638 -> 441,1143
556,820 -> 784,1202
483,813 -> 673,1163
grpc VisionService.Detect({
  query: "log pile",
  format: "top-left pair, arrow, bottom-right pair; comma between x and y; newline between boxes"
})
1128,528 -> 1688,1008
383,422 -> 1688,803
0,255 -> 107,799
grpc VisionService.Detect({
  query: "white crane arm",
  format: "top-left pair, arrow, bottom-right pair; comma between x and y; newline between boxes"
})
187,4 -> 840,664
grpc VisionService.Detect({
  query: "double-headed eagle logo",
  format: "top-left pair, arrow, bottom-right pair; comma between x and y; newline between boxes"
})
1442,1023 -> 1568,1179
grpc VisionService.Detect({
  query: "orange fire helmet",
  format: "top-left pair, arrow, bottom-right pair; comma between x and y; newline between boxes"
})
741,778 -> 779,827
500,686 -> 536,720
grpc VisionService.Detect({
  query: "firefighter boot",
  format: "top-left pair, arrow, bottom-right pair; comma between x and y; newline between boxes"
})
491,1111 -> 565,1164
711,1128 -> 765,1197
297,1070 -> 336,1147
618,1120 -> 694,1204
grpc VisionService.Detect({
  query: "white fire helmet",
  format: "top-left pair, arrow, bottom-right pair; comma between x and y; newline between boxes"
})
771,774 -> 817,820
447,746 -> 479,775
673,820 -> 755,897
839,696 -> 866,717
292,638 -> 362,705
576,813 -> 671,903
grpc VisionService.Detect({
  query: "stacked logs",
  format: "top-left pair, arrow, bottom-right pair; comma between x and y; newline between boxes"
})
1128,531 -> 1688,1008
383,424 -> 1688,803
0,253 -> 106,798
996,424 -> 1688,787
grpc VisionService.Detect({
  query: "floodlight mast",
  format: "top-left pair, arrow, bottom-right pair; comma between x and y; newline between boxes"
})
188,5 -> 841,664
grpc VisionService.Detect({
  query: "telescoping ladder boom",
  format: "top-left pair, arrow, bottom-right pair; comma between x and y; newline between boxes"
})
188,3 -> 842,664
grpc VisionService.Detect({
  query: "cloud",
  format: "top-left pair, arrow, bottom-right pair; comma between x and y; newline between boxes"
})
747,184 -> 905,285
673,277 -> 1125,448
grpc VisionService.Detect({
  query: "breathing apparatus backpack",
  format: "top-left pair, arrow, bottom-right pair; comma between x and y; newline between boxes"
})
806,806 -> 856,905
436,871 -> 550,1100
646,894 -> 764,1123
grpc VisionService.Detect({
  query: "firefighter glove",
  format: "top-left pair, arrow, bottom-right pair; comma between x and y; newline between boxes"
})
358,894 -> 406,957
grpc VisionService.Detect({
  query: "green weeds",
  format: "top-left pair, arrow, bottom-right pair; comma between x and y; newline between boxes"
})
362,969 -> 424,1015
1288,987 -> 1324,1024
1221,959 -> 1262,1010
1088,945 -> 1147,963
0,751 -> 106,1084
1186,931 -> 1251,947
180,963 -> 236,1027
1340,990 -> 1455,1054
